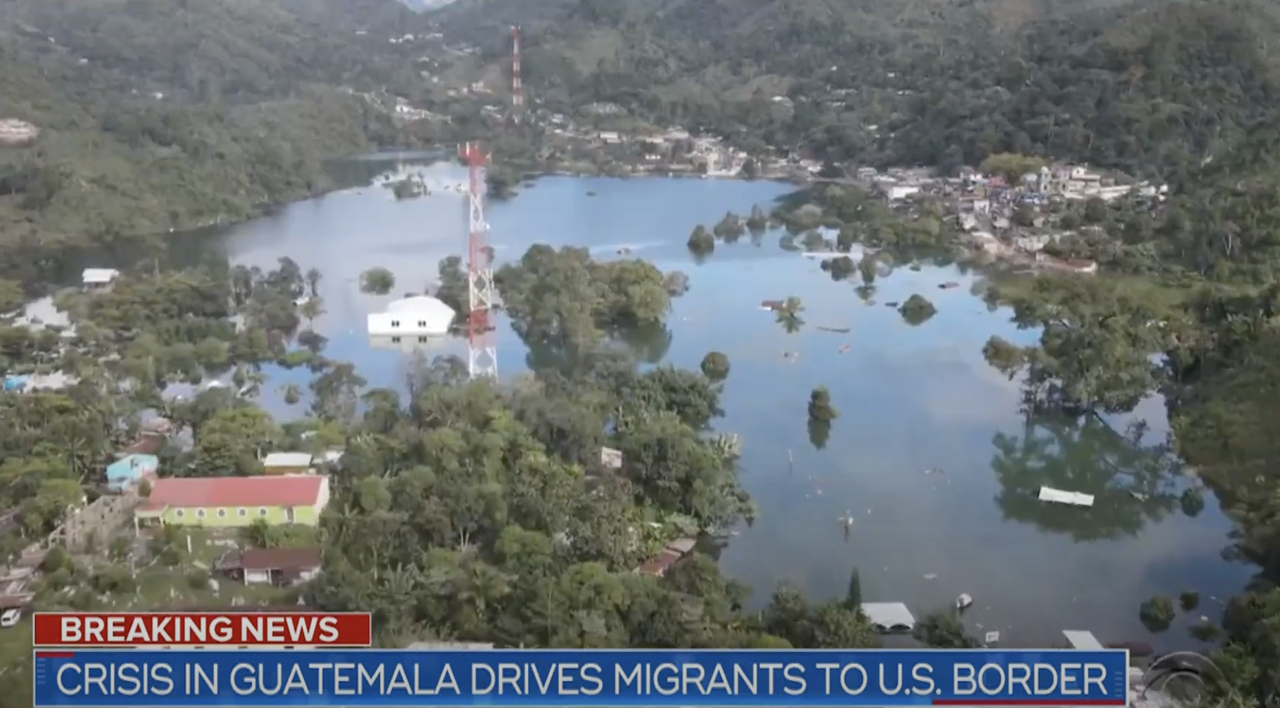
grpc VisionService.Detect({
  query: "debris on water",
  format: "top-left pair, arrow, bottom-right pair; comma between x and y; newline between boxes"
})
957,593 -> 974,610
617,247 -> 632,255
839,344 -> 851,354
818,326 -> 851,333
984,631 -> 1000,646
923,573 -> 938,581
939,282 -> 960,289
783,351 -> 799,361
761,299 -> 785,311
885,301 -> 899,307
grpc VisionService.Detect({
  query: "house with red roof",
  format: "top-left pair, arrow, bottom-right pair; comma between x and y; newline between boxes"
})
134,476 -> 331,529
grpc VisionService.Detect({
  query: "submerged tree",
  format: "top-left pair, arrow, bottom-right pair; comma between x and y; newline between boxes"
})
687,225 -> 715,255
775,296 -> 805,333
822,256 -> 856,282
360,267 -> 396,295
700,351 -> 731,382
899,294 -> 937,326
808,386 -> 838,421
713,212 -> 745,242
913,608 -> 982,648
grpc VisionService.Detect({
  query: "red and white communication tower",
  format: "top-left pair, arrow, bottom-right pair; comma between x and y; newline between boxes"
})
460,141 -> 497,380
511,25 -> 524,113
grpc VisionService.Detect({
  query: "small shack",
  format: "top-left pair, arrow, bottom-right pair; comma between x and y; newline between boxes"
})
635,538 -> 697,578
217,547 -> 323,587
82,268 -> 120,289
262,452 -> 315,475
861,602 -> 916,634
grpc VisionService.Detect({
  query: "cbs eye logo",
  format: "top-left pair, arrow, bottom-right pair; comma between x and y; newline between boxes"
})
1140,651 -> 1275,708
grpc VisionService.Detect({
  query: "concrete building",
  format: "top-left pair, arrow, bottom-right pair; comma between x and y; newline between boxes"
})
135,475 -> 331,528
367,295 -> 455,338
82,268 -> 120,288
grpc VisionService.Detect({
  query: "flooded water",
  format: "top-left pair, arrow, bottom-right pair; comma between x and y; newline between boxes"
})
191,160 -> 1249,647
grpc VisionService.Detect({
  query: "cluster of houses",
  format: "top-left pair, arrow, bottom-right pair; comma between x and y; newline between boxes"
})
855,163 -> 1168,273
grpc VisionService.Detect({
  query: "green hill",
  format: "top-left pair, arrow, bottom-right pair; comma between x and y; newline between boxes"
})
0,0 -> 440,286
432,0 -> 1280,179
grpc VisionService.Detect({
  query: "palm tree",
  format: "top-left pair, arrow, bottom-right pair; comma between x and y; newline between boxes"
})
305,268 -> 322,298
300,297 -> 325,328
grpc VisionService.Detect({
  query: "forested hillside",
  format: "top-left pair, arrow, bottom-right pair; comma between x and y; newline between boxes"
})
435,0 -> 1280,181
0,0 -> 432,287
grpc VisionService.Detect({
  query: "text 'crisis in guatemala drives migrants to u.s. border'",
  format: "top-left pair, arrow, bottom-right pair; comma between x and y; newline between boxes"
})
29,612 -> 1131,708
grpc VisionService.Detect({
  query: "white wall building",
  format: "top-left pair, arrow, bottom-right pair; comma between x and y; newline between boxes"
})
82,268 -> 120,288
367,295 -> 455,338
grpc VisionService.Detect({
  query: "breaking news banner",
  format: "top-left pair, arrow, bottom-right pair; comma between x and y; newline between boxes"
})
30,647 -> 1130,708
31,612 -> 373,647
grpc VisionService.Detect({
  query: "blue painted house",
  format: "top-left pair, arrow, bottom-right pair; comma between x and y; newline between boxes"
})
107,454 -> 159,492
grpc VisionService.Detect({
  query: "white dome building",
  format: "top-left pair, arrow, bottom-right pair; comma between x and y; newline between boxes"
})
367,295 -> 456,338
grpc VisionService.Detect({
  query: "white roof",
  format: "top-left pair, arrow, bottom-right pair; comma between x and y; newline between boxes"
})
263,452 -> 314,468
1062,630 -> 1104,650
385,295 -> 454,316
82,268 -> 120,284
1039,487 -> 1095,507
861,602 -> 916,632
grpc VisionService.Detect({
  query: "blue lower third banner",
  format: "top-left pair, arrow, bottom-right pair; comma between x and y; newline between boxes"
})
33,648 -> 1129,707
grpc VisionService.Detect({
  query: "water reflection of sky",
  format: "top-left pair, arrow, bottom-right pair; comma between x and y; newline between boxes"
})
212,162 -> 1249,648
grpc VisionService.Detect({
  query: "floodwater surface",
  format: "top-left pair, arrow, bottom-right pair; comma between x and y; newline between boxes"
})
210,161 -> 1248,648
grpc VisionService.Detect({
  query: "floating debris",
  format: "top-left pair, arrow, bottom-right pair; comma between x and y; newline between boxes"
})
957,593 -> 974,611
817,326 -> 851,333
984,631 -> 1000,646
885,301 -> 899,307
923,573 -> 938,581
838,344 -> 851,354
939,282 -> 961,290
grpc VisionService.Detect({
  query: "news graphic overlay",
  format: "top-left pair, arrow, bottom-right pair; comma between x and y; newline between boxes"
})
33,612 -> 373,647
32,644 -> 1130,707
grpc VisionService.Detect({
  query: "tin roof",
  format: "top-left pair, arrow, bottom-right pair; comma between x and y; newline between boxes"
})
263,452 -> 314,468
241,547 -> 323,572
139,476 -> 327,511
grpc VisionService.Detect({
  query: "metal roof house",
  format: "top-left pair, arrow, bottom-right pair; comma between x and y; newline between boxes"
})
366,295 -> 455,338
106,454 -> 159,492
135,475 -> 331,528
861,602 -> 916,633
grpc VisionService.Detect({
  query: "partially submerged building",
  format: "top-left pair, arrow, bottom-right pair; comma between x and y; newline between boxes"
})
366,295 -> 456,340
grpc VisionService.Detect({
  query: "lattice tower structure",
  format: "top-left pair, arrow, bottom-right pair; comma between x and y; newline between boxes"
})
511,26 -> 524,112
461,142 -> 497,379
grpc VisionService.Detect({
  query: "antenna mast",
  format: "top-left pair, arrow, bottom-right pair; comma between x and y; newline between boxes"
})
511,26 -> 524,116
460,142 -> 497,380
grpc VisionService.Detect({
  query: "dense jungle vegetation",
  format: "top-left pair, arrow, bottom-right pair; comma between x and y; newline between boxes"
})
0,0 -> 445,290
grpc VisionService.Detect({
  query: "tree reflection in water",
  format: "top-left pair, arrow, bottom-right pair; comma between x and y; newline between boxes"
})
992,413 -> 1182,541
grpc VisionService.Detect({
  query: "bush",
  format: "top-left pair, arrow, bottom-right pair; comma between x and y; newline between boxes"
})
700,352 -> 731,381
687,225 -> 714,254
360,266 -> 396,295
